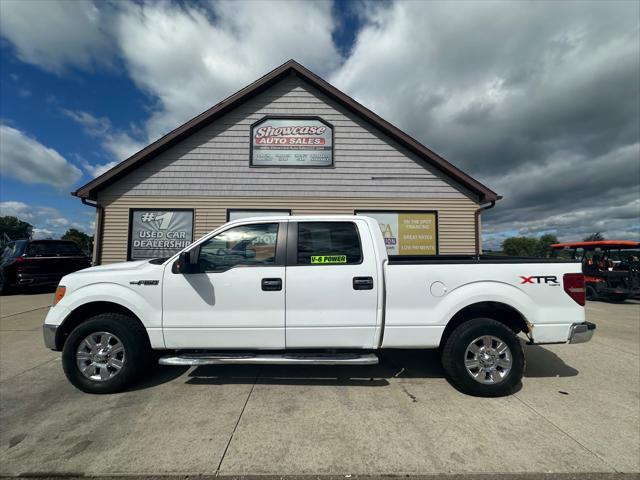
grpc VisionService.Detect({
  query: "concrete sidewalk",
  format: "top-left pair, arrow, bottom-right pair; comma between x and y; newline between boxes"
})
0,293 -> 638,476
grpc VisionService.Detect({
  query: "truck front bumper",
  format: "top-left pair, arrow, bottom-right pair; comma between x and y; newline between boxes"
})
43,324 -> 58,350
568,321 -> 596,344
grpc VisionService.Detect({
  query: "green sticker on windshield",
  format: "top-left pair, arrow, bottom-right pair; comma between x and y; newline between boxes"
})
311,255 -> 347,264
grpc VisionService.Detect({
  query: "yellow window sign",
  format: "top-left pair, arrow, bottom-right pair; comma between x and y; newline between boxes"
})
311,255 -> 347,264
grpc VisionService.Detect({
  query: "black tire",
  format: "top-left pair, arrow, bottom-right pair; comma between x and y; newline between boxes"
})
62,313 -> 152,394
586,286 -> 598,301
0,270 -> 11,295
608,296 -> 628,303
441,318 -> 524,397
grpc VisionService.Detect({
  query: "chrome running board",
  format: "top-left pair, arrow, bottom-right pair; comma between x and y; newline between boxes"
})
158,352 -> 379,366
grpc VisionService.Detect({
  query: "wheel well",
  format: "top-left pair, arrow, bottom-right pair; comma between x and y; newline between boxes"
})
56,301 -> 142,350
440,302 -> 530,347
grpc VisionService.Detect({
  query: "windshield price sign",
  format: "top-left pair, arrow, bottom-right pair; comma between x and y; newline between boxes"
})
251,117 -> 333,166
129,209 -> 194,260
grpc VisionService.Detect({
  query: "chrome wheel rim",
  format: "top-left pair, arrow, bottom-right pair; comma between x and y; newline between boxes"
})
464,335 -> 512,384
76,331 -> 125,382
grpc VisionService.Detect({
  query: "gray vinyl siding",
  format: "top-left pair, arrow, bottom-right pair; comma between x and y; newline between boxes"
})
97,195 -> 478,264
101,74 -> 478,201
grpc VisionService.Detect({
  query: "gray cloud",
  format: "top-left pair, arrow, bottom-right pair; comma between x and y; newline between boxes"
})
0,201 -> 92,238
0,0 -> 114,73
332,0 -> 640,246
61,109 -> 145,168
1,0 -> 638,246
0,125 -> 82,190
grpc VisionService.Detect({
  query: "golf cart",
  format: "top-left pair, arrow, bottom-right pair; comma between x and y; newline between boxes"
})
551,241 -> 640,302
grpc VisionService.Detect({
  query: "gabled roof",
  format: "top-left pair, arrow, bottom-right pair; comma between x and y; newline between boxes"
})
73,60 -> 499,202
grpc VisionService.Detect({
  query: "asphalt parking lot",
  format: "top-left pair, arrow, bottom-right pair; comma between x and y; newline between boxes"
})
0,292 -> 638,478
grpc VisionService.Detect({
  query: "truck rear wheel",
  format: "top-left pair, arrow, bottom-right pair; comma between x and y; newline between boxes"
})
62,313 -> 151,394
441,318 -> 524,397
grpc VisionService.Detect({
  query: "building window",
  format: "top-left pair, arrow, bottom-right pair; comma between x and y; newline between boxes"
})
128,209 -> 194,260
296,222 -> 362,265
355,211 -> 438,255
227,209 -> 291,221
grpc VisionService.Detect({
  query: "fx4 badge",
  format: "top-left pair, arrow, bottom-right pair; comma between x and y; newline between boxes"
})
520,275 -> 559,285
129,280 -> 159,286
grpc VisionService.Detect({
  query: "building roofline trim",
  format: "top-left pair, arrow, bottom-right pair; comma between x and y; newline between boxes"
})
73,59 -> 499,203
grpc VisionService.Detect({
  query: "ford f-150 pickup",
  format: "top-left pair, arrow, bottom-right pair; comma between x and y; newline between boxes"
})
43,215 -> 595,396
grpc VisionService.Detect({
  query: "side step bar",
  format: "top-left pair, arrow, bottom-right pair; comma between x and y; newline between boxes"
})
158,352 -> 379,366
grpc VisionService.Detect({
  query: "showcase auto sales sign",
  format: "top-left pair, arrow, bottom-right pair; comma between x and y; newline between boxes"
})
251,117 -> 333,166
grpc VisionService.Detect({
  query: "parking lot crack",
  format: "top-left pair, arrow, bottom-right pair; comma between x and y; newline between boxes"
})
0,305 -> 50,319
0,357 -> 58,383
513,393 -> 619,473
215,370 -> 260,476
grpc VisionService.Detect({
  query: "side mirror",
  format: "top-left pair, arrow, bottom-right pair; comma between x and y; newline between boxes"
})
172,250 -> 196,274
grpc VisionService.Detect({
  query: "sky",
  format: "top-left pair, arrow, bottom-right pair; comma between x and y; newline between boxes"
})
0,0 -> 638,248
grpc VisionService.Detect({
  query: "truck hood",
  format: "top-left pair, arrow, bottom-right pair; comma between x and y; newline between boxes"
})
78,259 -> 152,274
60,259 -> 165,295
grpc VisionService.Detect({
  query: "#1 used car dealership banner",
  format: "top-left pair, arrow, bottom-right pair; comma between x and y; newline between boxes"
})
129,209 -> 193,260
357,212 -> 437,255
251,117 -> 333,166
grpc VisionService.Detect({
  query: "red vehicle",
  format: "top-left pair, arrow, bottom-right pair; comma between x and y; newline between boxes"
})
551,241 -> 640,302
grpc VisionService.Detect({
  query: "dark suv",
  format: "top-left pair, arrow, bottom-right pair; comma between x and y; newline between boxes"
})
0,240 -> 91,294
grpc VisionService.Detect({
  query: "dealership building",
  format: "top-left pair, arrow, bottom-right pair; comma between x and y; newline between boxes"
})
73,60 -> 499,264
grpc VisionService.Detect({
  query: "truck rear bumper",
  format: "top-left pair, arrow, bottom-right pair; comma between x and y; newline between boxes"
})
568,321 -> 596,344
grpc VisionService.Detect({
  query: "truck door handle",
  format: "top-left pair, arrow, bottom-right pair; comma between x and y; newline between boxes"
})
261,278 -> 282,291
353,276 -> 374,290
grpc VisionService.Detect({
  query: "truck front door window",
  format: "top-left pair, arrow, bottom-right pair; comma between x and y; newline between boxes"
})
297,222 -> 362,265
198,223 -> 278,272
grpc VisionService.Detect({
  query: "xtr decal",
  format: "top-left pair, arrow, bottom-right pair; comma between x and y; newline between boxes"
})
520,275 -> 559,285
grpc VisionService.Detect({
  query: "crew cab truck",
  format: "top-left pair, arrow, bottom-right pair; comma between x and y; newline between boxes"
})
43,216 -> 595,397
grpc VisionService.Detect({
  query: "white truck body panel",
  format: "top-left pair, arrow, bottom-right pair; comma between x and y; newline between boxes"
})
382,262 -> 585,347
44,215 -> 587,351
285,218 -> 379,348
162,265 -> 286,349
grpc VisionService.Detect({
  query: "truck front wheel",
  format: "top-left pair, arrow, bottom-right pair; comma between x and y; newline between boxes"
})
62,313 -> 151,394
441,318 -> 524,397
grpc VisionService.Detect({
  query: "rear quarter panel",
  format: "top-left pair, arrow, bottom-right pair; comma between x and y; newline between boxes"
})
382,261 -> 585,347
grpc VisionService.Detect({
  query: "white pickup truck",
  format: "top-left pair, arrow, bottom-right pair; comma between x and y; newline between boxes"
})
43,215 -> 595,396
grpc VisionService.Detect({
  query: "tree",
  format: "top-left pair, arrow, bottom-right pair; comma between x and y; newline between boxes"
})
61,228 -> 93,254
538,233 -> 559,258
0,216 -> 33,242
501,233 -> 559,257
583,232 -> 605,241
502,236 -> 541,257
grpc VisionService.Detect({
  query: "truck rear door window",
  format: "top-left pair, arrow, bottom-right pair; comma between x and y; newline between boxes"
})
297,222 -> 362,265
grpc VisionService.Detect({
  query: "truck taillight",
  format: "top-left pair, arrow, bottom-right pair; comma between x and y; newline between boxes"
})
563,273 -> 585,306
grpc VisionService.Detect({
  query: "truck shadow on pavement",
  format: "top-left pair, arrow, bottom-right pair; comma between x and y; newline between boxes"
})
143,345 -> 577,390
523,345 -> 579,378
128,344 -> 578,392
